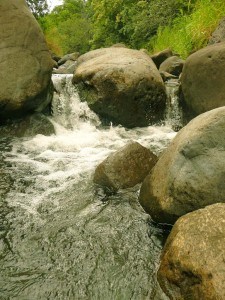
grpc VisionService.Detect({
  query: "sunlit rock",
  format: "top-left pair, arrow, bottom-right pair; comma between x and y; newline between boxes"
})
73,47 -> 167,128
139,107 -> 225,224
181,42 -> 225,116
0,0 -> 54,121
158,203 -> 225,300
94,141 -> 157,191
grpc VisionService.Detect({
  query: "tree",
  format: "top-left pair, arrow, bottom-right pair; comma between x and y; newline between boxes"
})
26,0 -> 49,19
41,0 -> 92,55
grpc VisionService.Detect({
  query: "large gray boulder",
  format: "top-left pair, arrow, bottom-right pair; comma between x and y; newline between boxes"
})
181,42 -> 225,116
0,0 -> 54,121
139,107 -> 225,224
158,203 -> 225,300
94,141 -> 157,191
73,47 -> 167,128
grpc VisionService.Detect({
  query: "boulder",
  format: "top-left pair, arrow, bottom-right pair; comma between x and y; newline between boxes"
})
160,71 -> 177,82
208,17 -> 225,45
50,51 -> 61,62
0,0 -> 54,121
73,47 -> 167,128
181,42 -> 225,116
94,141 -> 157,191
159,56 -> 184,77
53,60 -> 77,74
139,107 -> 225,224
58,52 -> 80,66
151,49 -> 173,69
158,203 -> 225,300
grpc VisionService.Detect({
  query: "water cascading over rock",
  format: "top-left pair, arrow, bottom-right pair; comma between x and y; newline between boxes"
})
73,47 -> 167,128
0,0 -> 54,122
0,73 -> 176,300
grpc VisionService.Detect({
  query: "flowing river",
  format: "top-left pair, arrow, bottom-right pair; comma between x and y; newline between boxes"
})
0,75 -> 177,300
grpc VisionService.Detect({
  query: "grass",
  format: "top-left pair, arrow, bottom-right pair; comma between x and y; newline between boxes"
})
149,0 -> 225,58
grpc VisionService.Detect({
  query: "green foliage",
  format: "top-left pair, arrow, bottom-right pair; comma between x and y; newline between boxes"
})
149,0 -> 225,58
41,0 -> 92,55
90,0 -> 186,49
39,0 -> 225,58
26,0 -> 49,18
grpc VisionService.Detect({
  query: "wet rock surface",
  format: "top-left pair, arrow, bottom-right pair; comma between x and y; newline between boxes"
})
159,56 -> 184,77
0,114 -> 55,138
73,47 -> 167,128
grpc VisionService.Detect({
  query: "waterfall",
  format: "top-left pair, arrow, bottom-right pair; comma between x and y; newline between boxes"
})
165,79 -> 183,131
0,74 -> 175,300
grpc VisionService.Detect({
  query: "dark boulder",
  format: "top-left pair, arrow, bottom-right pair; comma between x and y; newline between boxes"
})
151,49 -> 173,69
0,113 -> 55,138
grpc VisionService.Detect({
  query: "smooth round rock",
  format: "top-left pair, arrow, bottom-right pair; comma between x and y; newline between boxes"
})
0,0 -> 53,120
158,203 -> 225,300
181,42 -> 225,116
139,106 -> 225,224
73,47 -> 166,128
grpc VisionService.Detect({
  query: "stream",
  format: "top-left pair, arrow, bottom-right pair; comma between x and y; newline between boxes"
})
0,75 -> 178,300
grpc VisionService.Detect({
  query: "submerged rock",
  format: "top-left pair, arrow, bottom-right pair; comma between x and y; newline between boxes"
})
158,203 -> 225,300
94,141 -> 157,191
139,107 -> 225,224
181,42 -> 225,116
0,0 -> 54,121
73,47 -> 167,128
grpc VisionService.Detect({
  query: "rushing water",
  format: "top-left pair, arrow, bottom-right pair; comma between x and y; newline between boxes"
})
0,75 -> 177,300
165,79 -> 183,131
